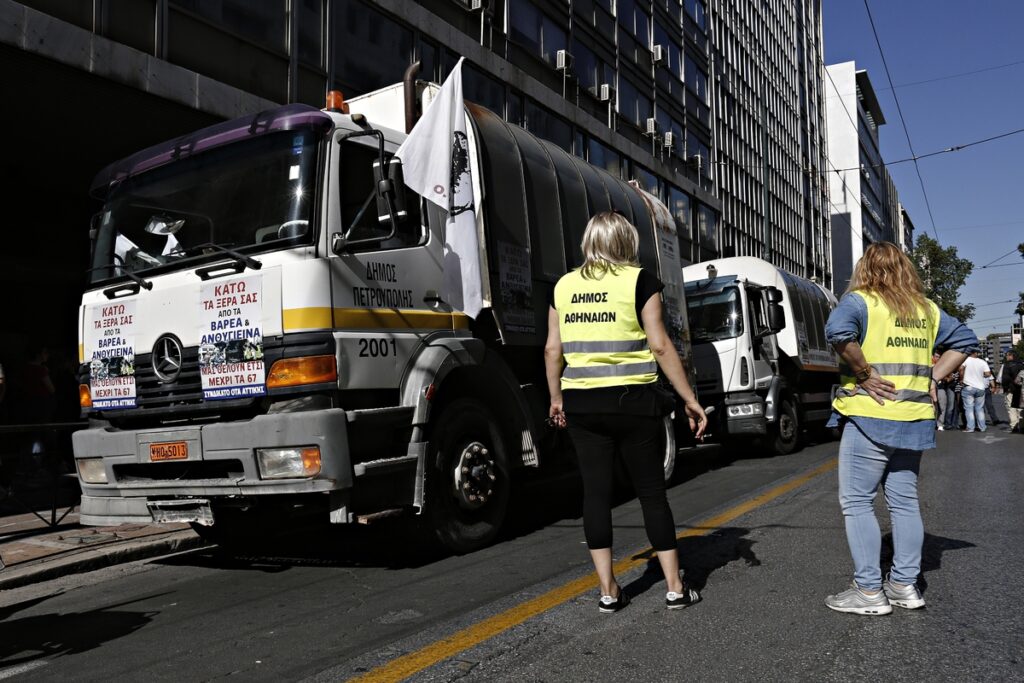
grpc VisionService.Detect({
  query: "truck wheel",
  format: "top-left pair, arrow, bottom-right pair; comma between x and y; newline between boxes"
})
770,399 -> 800,455
427,399 -> 510,554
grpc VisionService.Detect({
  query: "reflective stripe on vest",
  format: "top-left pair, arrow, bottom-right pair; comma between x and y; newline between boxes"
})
554,265 -> 657,389
832,292 -> 940,421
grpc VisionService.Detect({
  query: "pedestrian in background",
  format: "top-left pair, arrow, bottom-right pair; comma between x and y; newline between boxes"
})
545,211 -> 707,613
932,352 -> 947,431
823,242 -> 975,616
959,351 -> 993,433
984,374 -> 1000,426
998,350 -> 1022,433
942,367 -> 958,430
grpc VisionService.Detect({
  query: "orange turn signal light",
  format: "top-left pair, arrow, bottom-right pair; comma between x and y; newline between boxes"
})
79,383 -> 93,408
266,355 -> 338,389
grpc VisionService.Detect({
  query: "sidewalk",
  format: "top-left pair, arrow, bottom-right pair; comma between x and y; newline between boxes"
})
0,507 -> 206,590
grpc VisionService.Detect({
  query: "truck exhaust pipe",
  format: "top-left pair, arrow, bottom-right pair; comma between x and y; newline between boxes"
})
404,61 -> 422,133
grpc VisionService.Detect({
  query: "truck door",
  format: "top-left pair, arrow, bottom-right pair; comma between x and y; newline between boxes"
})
326,134 -> 460,391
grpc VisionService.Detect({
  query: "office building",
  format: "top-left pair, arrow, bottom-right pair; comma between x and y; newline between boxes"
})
1,0 -> 833,360
824,61 -> 902,293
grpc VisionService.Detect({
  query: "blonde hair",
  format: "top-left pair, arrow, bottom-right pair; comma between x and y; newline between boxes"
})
579,211 -> 639,279
847,241 -> 932,322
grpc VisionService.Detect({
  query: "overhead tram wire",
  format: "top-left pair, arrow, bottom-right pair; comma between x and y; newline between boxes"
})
980,247 -> 1023,269
862,0 -> 940,242
877,57 -> 1024,91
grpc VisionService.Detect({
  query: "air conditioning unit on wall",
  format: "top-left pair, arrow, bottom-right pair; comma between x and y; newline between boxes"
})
644,118 -> 659,136
599,84 -> 616,102
652,44 -> 666,65
556,50 -> 573,72
663,132 -> 675,149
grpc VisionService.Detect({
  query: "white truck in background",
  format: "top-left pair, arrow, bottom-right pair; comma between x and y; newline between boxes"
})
681,257 -> 839,454
72,72 -> 695,553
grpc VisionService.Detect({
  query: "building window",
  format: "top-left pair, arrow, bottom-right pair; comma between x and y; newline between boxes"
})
685,0 -> 706,32
508,0 -> 567,66
464,65 -> 506,116
332,0 -> 414,96
669,186 -> 694,261
685,130 -> 711,176
296,0 -> 324,66
617,0 -> 651,44
588,138 -> 621,177
684,54 -> 708,103
634,165 -> 659,196
172,0 -> 287,52
698,203 -> 717,252
617,77 -> 652,126
525,100 -> 573,152
653,22 -> 682,79
572,39 -> 615,96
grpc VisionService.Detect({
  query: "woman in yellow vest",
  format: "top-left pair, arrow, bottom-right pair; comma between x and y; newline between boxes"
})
823,242 -> 976,615
544,211 -> 707,613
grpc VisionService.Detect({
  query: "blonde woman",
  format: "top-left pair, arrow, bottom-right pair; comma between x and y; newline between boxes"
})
824,242 -> 976,615
544,211 -> 707,613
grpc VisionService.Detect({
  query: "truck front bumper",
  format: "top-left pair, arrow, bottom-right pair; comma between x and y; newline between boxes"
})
73,408 -> 352,526
722,393 -> 767,437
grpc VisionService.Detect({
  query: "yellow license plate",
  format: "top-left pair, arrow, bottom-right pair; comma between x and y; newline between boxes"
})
150,441 -> 189,461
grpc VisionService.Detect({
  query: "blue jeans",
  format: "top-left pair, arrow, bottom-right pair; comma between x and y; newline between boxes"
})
962,386 -> 987,431
838,424 -> 923,589
943,387 -> 958,428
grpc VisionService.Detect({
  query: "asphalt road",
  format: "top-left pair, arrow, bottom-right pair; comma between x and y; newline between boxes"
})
1,425 -> 1021,682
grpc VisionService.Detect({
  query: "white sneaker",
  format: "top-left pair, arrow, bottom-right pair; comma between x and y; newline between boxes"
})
937,425 -> 944,431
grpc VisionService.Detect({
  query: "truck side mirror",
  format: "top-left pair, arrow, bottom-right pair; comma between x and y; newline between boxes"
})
374,158 -> 408,227
767,303 -> 786,333
766,286 -> 783,304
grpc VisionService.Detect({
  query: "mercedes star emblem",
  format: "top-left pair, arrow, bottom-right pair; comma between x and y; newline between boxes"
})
152,335 -> 183,383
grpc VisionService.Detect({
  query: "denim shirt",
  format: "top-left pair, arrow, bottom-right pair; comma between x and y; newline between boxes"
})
824,292 -> 979,450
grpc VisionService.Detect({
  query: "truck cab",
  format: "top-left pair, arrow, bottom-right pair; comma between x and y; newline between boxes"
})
682,257 -> 839,454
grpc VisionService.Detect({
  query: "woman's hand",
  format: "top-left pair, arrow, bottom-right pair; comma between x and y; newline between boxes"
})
548,399 -> 567,429
859,367 -> 898,405
684,398 -> 707,440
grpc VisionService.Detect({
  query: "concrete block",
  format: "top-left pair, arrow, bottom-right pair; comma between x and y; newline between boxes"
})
91,36 -> 149,92
145,54 -> 198,111
23,8 -> 90,69
0,1 -> 27,49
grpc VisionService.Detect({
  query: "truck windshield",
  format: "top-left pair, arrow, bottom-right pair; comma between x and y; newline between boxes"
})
686,286 -> 744,342
89,129 -> 321,284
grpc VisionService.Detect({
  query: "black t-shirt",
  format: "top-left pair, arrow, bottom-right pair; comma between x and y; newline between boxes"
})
552,268 -> 667,416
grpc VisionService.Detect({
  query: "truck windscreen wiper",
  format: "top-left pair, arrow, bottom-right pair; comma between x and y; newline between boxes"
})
87,256 -> 154,290
187,242 -> 262,272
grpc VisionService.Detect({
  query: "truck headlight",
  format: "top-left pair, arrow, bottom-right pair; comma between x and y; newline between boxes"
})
727,402 -> 763,418
77,458 -> 108,484
256,447 -> 321,479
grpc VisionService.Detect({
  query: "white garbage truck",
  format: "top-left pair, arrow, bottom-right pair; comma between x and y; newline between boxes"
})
681,257 -> 839,454
73,75 -> 695,552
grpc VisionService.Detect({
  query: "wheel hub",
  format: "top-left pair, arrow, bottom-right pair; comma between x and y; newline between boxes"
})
452,441 -> 496,510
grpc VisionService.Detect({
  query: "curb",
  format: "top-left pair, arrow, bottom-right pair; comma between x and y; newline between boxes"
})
0,530 -> 209,591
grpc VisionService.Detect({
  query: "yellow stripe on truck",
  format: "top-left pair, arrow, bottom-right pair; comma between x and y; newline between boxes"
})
283,307 -> 470,332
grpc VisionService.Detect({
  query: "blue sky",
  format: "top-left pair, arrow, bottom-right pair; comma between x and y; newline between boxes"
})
822,1 -> 1024,337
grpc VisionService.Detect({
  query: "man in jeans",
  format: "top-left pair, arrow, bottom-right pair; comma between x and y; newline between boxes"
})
999,351 -> 1023,432
960,350 -> 994,432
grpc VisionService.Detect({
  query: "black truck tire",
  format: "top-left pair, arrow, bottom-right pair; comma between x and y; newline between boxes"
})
769,398 -> 800,455
427,399 -> 510,554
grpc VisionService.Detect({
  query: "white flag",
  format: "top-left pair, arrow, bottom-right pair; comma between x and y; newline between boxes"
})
395,57 -> 482,318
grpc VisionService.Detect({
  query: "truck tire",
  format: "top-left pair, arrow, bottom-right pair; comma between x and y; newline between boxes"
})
427,399 -> 510,554
770,398 -> 800,455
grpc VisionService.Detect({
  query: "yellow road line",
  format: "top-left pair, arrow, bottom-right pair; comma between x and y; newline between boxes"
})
349,457 -> 838,683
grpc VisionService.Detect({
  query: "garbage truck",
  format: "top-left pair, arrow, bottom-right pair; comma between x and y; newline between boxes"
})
681,257 -> 839,454
73,74 -> 695,552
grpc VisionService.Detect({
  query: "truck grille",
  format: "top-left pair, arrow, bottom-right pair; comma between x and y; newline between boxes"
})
134,348 -> 204,409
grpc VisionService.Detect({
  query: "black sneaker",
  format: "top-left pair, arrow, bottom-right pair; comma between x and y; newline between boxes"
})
598,589 -> 630,613
666,586 -> 701,610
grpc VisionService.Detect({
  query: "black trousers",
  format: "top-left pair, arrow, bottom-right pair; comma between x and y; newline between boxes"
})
567,413 -> 678,552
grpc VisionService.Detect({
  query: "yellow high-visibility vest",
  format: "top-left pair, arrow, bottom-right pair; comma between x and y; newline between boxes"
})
554,265 -> 657,390
832,291 -> 940,421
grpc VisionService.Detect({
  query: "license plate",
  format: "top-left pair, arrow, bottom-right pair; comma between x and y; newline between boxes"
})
150,441 -> 189,461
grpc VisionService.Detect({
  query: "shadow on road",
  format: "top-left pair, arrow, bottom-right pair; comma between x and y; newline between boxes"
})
623,526 -> 776,598
0,595 -> 163,668
881,531 -> 976,594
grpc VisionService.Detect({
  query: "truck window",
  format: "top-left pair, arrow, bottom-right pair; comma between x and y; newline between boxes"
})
686,286 -> 743,342
90,129 -> 320,283
339,141 -> 423,249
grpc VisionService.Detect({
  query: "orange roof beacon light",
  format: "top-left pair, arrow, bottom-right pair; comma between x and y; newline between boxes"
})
325,90 -> 349,114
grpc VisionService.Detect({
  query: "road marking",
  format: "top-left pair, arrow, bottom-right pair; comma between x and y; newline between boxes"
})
348,457 -> 838,683
0,661 -> 48,679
